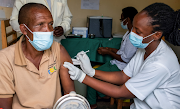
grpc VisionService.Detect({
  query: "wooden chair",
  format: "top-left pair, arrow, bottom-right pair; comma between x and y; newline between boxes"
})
110,98 -> 133,109
1,19 -> 18,49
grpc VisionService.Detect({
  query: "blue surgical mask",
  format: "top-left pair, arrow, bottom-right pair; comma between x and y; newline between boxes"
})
129,31 -> 156,48
24,24 -> 53,51
121,18 -> 128,30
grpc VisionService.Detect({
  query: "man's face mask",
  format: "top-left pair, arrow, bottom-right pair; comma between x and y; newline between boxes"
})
121,18 -> 128,30
24,24 -> 53,51
129,31 -> 156,48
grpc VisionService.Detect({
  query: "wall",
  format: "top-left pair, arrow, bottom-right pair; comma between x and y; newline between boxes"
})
67,0 -> 180,62
0,6 -> 13,49
0,6 -> 12,18
0,0 -> 180,61
68,0 -> 180,34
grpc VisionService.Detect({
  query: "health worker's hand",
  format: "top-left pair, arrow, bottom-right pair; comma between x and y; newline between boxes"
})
72,51 -> 95,77
63,62 -> 86,83
97,47 -> 110,55
54,26 -> 64,37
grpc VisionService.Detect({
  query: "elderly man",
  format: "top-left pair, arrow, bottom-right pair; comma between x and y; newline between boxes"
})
0,3 -> 75,109
10,0 -> 72,42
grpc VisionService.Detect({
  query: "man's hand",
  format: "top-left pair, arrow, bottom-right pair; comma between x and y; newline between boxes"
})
54,26 -> 64,37
63,62 -> 86,83
97,47 -> 110,55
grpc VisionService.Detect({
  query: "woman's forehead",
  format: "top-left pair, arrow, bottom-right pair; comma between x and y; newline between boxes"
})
133,11 -> 153,31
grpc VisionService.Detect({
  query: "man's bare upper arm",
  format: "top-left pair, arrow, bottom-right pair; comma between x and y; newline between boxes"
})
0,97 -> 13,109
60,45 -> 72,64
59,45 -> 75,94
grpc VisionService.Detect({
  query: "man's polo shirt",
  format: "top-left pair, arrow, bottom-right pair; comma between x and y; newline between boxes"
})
0,36 -> 62,109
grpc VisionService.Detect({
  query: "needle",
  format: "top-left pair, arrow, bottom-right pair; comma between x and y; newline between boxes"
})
84,50 -> 90,53
74,50 -> 90,59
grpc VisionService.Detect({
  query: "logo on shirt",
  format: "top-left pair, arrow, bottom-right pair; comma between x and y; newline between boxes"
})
48,59 -> 57,75
48,66 -> 57,75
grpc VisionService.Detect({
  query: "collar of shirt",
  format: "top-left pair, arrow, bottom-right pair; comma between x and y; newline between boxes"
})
14,35 -> 51,66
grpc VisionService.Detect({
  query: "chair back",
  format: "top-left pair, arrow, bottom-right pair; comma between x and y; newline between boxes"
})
1,19 -> 17,49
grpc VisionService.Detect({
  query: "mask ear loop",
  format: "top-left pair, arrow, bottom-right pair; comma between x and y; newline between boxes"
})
25,35 -> 31,41
23,24 -> 33,33
147,39 -> 154,45
143,32 -> 157,44
143,32 -> 157,40
23,24 -> 33,41
122,18 -> 128,25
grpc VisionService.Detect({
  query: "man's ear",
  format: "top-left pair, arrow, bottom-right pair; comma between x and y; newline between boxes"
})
154,31 -> 163,40
19,24 -> 27,35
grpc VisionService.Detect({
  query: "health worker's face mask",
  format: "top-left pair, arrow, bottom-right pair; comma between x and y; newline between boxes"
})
24,24 -> 53,51
129,31 -> 156,48
121,18 -> 128,30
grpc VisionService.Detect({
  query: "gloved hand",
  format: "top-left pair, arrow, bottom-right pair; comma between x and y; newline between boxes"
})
63,62 -> 86,83
72,51 -> 95,77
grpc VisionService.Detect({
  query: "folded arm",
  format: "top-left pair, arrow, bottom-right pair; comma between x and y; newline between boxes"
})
109,47 -> 119,53
97,47 -> 125,62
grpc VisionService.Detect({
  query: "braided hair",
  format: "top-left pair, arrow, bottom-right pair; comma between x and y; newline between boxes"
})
143,3 -> 180,46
